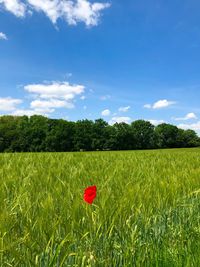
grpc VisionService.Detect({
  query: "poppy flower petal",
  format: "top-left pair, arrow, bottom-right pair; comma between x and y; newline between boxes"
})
84,185 -> 97,204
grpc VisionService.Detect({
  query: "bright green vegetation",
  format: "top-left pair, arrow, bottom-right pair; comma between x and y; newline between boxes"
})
0,149 -> 200,267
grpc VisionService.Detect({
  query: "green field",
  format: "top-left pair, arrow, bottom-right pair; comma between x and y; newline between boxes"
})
0,149 -> 200,266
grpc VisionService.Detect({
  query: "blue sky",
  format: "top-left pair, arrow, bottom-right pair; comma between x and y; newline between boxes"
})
0,0 -> 200,134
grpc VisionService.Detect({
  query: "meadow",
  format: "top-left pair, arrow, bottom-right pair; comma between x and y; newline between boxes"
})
0,148 -> 200,266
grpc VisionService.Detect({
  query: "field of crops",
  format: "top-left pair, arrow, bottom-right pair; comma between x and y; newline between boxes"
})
0,148 -> 200,266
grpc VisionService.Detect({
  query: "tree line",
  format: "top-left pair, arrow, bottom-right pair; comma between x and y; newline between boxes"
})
0,115 -> 199,152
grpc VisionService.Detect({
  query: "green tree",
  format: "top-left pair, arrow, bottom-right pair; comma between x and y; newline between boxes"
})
112,123 -> 134,150
155,123 -> 179,148
0,115 -> 199,152
131,120 -> 155,149
0,116 -> 22,152
91,119 -> 109,150
9,116 -> 30,152
28,115 -> 49,152
183,129 -> 200,147
45,119 -> 75,152
73,120 -> 94,151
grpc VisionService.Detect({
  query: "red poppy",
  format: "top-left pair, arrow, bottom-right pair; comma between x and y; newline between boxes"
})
84,185 -> 97,204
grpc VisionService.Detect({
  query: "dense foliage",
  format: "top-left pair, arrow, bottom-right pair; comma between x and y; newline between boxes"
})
0,115 -> 199,152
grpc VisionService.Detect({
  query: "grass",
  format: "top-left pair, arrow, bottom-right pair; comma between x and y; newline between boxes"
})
0,148 -> 200,266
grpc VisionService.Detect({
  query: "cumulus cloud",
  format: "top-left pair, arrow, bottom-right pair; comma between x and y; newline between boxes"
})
0,0 -> 26,17
24,81 -> 85,100
109,116 -> 131,125
178,121 -> 200,135
0,0 -> 110,27
101,109 -> 110,116
0,73 -> 89,118
21,81 -> 85,115
0,97 -> 22,111
27,0 -> 60,24
0,32 -> 8,40
144,99 -> 176,109
57,0 -> 110,26
118,106 -> 130,113
0,79 -> 87,117
174,112 -> 197,121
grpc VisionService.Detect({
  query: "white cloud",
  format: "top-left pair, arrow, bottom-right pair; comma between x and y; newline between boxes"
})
24,81 -> 85,100
0,98 -> 56,117
80,95 -> 86,100
109,116 -> 131,125
178,121 -> 200,135
27,0 -> 60,24
148,119 -> 165,125
101,109 -> 110,116
0,0 -> 26,17
0,0 -> 110,27
118,106 -> 130,112
31,99 -> 74,109
0,97 -> 22,111
153,99 -> 176,109
58,0 -> 110,27
174,112 -> 198,121
1,78 -> 87,117
186,113 -> 197,119
0,32 -> 8,40
144,99 -> 176,109
12,108 -> 53,116
23,81 -> 84,115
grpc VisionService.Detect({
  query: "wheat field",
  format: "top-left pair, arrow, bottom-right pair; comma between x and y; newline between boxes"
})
0,149 -> 200,266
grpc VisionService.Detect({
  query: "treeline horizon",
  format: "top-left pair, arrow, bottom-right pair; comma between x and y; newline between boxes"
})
0,115 -> 199,152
